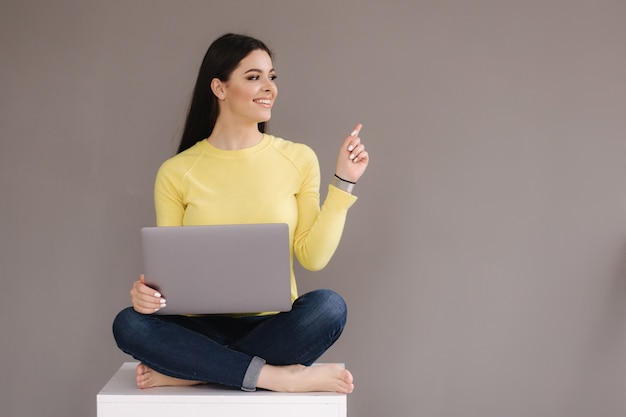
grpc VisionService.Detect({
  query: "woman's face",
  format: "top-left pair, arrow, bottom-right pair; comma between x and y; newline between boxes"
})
219,49 -> 278,124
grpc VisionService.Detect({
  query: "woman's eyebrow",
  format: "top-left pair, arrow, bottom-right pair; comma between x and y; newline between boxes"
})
243,68 -> 276,74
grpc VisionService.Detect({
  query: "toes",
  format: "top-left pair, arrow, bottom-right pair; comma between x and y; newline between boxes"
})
342,369 -> 354,384
136,363 -> 152,388
136,363 -> 147,375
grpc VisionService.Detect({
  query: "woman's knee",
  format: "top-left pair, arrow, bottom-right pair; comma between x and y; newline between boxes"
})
302,289 -> 347,326
112,307 -> 146,350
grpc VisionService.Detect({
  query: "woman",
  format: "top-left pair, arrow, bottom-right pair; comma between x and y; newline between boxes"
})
112,33 -> 369,393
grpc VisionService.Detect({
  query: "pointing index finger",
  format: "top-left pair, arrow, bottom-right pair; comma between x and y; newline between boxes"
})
350,123 -> 363,137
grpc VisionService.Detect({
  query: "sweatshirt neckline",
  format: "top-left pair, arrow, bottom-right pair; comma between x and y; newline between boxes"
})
201,134 -> 272,158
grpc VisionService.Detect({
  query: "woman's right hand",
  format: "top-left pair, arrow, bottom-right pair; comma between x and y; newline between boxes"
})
131,274 -> 167,314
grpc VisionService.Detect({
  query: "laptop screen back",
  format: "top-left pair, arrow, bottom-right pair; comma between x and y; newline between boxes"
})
141,223 -> 292,315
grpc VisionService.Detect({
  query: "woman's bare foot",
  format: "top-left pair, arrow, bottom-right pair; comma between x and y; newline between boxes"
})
135,363 -> 203,389
257,364 -> 354,393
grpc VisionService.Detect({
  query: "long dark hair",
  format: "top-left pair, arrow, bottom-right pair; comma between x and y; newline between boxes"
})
177,33 -> 274,154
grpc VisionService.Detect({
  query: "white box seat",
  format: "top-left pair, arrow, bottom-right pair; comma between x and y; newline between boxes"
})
98,362 -> 346,417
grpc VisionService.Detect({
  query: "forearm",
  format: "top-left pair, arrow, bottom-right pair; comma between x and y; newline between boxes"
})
294,185 -> 357,271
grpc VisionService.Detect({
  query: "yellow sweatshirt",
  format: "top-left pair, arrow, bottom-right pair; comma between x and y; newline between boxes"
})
154,134 -> 357,302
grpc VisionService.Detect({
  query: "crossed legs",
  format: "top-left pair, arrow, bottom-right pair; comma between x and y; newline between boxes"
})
113,289 -> 353,393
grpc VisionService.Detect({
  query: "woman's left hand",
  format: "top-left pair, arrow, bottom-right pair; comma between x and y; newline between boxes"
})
335,123 -> 369,183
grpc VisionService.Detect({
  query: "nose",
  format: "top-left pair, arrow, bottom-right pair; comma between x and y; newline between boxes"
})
262,77 -> 276,94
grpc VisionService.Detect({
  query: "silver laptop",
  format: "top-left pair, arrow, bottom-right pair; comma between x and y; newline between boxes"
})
141,223 -> 292,315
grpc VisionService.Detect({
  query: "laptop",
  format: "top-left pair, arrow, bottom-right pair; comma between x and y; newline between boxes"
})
141,223 -> 292,315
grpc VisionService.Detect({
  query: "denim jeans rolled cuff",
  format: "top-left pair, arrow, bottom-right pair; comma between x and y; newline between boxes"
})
241,356 -> 266,391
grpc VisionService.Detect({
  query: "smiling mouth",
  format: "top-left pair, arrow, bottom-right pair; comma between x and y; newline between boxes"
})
254,99 -> 272,105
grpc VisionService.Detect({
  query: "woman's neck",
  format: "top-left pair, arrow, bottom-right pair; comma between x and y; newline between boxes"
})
207,121 -> 264,151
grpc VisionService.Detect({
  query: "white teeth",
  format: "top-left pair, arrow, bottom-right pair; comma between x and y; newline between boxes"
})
255,99 -> 271,105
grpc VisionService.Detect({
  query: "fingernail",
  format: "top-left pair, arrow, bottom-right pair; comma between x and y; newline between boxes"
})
350,153 -> 355,160
154,307 -> 160,312
154,292 -> 161,298
350,130 -> 358,136
348,145 -> 354,151
160,298 -> 167,304
354,157 -> 359,163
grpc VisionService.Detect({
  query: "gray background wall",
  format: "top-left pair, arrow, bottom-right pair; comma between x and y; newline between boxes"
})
1,1 -> 625,416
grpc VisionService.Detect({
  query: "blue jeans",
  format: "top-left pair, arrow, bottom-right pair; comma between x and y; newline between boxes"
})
112,289 -> 347,391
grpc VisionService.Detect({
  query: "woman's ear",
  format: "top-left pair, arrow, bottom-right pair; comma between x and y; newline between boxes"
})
211,78 -> 226,100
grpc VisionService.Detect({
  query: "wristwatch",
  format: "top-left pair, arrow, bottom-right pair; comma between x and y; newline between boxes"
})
332,174 -> 356,193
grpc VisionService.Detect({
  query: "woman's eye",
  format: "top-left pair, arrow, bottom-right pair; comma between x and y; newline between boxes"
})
246,74 -> 277,81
